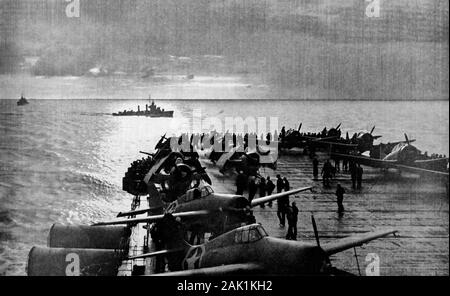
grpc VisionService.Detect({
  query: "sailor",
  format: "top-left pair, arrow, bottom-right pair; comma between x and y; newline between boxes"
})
266,176 -> 275,207
259,177 -> 266,208
248,176 -> 257,203
276,175 -> 286,227
321,160 -> 333,187
312,157 -> 319,180
150,223 -> 166,273
336,183 -> 345,215
342,158 -> 348,172
276,174 -> 283,193
281,177 -> 291,222
356,164 -> 363,190
286,201 -> 299,240
235,170 -> 247,195
283,177 -> 290,191
266,132 -> 272,145
280,126 -> 286,142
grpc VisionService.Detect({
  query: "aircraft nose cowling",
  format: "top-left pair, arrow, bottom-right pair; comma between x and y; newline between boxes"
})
294,245 -> 329,275
229,196 -> 251,209
263,238 -> 329,275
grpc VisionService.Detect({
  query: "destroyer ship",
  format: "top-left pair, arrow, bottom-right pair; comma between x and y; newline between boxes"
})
113,97 -> 173,117
17,95 -> 29,106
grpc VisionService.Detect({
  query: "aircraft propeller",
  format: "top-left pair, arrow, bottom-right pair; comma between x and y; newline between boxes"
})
311,214 -> 321,247
310,214 -> 356,276
139,150 -> 154,156
370,126 -> 382,140
404,133 -> 410,145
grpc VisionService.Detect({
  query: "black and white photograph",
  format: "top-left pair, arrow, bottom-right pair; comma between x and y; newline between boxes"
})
0,0 -> 448,279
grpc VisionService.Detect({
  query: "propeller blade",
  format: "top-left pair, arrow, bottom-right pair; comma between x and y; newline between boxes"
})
336,123 -> 341,130
370,126 -> 376,134
404,133 -> 409,144
297,123 -> 302,132
139,151 -> 154,156
311,214 -> 320,247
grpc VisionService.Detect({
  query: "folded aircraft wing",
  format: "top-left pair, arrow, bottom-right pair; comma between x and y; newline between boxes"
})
332,153 -> 449,177
151,263 -> 265,276
92,210 -> 211,226
250,186 -> 313,208
394,164 -> 449,177
127,248 -> 185,260
321,229 -> 397,256
319,141 -> 358,148
331,153 -> 391,168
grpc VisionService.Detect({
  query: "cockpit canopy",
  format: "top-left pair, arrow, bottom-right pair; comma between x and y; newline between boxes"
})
177,185 -> 214,203
233,224 -> 268,244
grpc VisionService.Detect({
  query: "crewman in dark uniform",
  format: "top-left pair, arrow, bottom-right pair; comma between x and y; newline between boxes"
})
235,170 -> 247,195
276,175 -> 285,227
248,176 -> 257,203
280,126 -> 286,142
356,164 -> 363,189
312,157 -> 319,180
266,176 -> 275,207
286,201 -> 299,240
150,223 -> 165,273
259,177 -> 266,208
335,183 -> 345,214
276,174 -> 284,193
321,160 -> 333,187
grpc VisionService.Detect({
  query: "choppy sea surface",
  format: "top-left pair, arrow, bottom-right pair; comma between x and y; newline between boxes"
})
0,74 -> 448,275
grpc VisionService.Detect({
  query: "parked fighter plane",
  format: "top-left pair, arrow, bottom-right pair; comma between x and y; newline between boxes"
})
123,150 -> 212,199
203,132 -> 278,175
94,184 -> 313,237
279,123 -> 342,151
349,126 -> 382,153
332,134 -> 449,178
132,214 -> 397,275
310,126 -> 385,155
215,145 -> 277,175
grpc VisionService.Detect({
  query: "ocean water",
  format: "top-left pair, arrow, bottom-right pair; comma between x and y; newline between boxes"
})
0,75 -> 448,275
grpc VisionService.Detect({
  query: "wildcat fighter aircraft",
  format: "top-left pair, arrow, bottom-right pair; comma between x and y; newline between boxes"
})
94,184 -> 313,237
131,214 -> 397,276
332,134 -> 448,178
